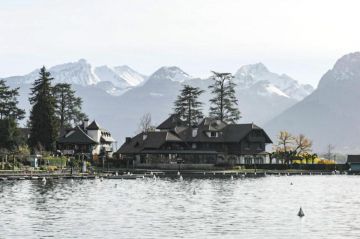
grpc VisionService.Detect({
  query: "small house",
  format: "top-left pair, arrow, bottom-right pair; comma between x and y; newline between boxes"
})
57,119 -> 116,159
347,155 -> 360,171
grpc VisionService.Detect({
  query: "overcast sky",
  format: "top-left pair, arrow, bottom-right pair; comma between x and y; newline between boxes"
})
1,0 -> 360,87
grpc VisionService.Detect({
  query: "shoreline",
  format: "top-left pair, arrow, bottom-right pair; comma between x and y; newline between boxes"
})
0,168 -> 352,181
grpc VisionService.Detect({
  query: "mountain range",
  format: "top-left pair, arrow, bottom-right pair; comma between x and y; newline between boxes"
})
2,58 -> 320,151
266,52 -> 360,153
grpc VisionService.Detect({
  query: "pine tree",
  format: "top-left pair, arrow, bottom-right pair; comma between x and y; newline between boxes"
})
208,71 -> 240,123
0,80 -> 25,150
28,67 -> 58,151
53,83 -> 87,133
0,119 -> 20,150
0,80 -> 25,120
173,85 -> 204,127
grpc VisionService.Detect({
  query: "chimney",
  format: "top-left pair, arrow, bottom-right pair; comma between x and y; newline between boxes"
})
125,137 -> 131,143
192,124 -> 198,138
83,118 -> 89,129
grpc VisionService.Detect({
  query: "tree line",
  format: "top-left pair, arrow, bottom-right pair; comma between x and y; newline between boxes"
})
0,66 -> 86,154
174,71 -> 241,127
139,71 -> 241,132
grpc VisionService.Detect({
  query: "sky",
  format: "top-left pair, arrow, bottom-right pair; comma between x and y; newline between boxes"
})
1,0 -> 360,87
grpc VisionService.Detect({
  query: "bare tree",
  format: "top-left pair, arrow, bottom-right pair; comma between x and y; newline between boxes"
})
276,131 -> 294,153
138,113 -> 156,133
326,144 -> 335,160
294,134 -> 312,155
273,131 -> 294,164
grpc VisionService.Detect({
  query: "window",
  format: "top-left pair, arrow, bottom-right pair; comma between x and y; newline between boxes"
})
254,156 -> 264,164
245,157 -> 252,164
210,132 -> 217,137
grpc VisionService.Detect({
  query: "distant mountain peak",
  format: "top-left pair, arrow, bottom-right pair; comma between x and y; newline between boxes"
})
148,66 -> 191,83
318,52 -> 360,89
332,52 -> 360,73
236,62 -> 269,76
113,65 -> 146,86
234,63 -> 313,101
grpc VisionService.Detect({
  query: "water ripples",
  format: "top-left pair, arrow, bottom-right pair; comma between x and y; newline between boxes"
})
1,176 -> 360,238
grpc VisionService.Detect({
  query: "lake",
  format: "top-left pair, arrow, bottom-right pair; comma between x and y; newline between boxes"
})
1,175 -> 360,239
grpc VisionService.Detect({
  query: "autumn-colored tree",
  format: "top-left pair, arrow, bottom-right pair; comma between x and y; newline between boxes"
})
274,131 -> 314,164
294,134 -> 312,155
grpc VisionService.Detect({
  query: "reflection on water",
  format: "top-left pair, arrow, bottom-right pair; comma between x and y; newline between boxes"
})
1,176 -> 360,238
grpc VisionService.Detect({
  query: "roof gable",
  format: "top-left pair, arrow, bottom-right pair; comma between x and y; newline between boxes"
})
57,126 -> 98,144
87,120 -> 100,130
157,114 -> 185,130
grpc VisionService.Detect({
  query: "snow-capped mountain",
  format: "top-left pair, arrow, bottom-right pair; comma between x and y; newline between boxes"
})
265,52 -> 360,153
234,63 -> 313,100
147,66 -> 192,83
113,65 -> 146,86
3,59 -> 146,96
94,65 -> 131,89
7,59 -> 101,86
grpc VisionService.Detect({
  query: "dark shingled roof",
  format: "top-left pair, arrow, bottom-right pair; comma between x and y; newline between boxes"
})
57,126 -> 98,145
117,131 -> 182,154
157,114 -> 185,130
87,120 -> 101,130
347,155 -> 360,163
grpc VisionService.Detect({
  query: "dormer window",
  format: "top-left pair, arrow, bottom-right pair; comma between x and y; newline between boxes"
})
210,132 -> 218,138
192,128 -> 198,137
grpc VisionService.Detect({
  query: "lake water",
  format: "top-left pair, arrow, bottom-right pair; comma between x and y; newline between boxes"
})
1,175 -> 360,239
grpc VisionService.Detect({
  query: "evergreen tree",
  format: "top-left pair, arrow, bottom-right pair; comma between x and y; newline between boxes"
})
0,119 -> 20,150
173,84 -> 204,127
0,80 -> 25,120
53,83 -> 87,132
28,67 -> 58,151
0,80 -> 25,150
208,71 -> 240,123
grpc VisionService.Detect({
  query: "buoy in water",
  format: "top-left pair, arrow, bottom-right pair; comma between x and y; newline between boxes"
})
193,189 -> 196,195
179,175 -> 183,181
290,182 -> 293,185
297,207 -> 305,217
